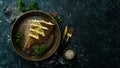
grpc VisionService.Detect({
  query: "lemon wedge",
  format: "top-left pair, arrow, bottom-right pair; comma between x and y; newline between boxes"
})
28,31 -> 39,40
34,28 -> 45,37
31,22 -> 41,27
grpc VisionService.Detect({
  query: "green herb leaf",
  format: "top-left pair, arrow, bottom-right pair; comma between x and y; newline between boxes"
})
17,0 -> 25,12
17,0 -> 39,12
27,1 -> 39,11
34,46 -> 47,55
15,31 -> 23,47
55,16 -> 64,23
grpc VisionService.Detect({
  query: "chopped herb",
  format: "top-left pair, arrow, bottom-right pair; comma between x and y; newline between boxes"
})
15,31 -> 23,47
34,46 -> 47,55
17,0 -> 25,12
17,0 -> 39,12
27,2 -> 39,11
55,16 -> 64,23
20,7 -> 27,12
59,19 -> 64,23
51,12 -> 64,23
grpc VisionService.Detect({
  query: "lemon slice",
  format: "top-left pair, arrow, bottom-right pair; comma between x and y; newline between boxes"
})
31,21 -> 41,27
41,26 -> 48,30
31,22 -> 48,30
40,21 -> 54,25
28,31 -> 39,40
34,28 -> 45,37
28,19 -> 47,38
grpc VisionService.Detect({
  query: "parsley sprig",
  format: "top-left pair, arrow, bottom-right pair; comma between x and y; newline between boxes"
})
17,0 -> 39,12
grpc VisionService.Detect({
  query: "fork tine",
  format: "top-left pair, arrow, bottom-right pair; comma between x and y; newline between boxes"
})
68,27 -> 74,34
66,27 -> 74,42
68,27 -> 72,33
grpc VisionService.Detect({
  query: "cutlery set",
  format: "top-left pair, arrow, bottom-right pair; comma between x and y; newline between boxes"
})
56,26 -> 75,60
62,26 -> 74,43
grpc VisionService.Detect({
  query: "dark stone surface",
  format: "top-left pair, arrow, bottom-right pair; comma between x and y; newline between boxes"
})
0,0 -> 120,68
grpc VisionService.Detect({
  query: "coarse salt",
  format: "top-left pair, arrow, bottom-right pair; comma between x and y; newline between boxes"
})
65,50 -> 75,59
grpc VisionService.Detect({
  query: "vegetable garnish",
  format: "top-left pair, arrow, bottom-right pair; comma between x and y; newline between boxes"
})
51,12 -> 64,23
17,0 -> 25,12
15,31 -> 23,47
51,12 -> 57,18
17,0 -> 39,12
34,46 -> 47,55
55,16 -> 64,23
27,2 -> 39,11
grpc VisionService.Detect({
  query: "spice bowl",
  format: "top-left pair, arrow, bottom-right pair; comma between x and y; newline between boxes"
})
63,47 -> 75,60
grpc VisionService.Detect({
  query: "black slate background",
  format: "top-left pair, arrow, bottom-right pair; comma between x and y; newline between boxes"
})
0,0 -> 120,68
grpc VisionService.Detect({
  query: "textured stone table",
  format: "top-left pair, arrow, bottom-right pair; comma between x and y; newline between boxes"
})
0,0 -> 120,68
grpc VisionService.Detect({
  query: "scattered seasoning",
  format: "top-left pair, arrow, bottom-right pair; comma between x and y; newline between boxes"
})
64,49 -> 75,60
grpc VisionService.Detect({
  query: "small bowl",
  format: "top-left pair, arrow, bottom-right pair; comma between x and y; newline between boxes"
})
63,47 -> 75,60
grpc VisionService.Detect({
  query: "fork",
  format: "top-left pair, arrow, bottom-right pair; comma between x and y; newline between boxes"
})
66,27 -> 74,42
